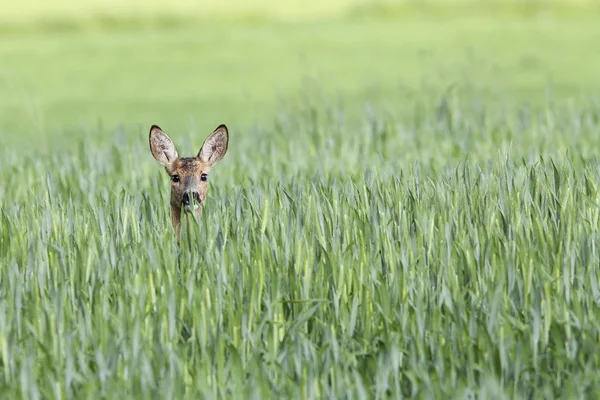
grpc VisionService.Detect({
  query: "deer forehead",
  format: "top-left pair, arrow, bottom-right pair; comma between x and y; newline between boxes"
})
168,157 -> 211,176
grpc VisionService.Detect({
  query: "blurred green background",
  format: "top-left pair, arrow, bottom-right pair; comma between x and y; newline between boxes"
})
1,0 -> 599,152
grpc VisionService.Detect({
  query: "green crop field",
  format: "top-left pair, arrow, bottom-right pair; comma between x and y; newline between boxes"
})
2,0 -> 600,398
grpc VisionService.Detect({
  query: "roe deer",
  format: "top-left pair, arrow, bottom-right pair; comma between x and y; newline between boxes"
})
149,124 -> 229,242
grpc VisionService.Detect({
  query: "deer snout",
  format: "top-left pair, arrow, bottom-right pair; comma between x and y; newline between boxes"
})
182,191 -> 201,205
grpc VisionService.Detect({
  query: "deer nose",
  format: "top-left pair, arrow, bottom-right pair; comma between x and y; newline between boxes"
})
182,191 -> 201,206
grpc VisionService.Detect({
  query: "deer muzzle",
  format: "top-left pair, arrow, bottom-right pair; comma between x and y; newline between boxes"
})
182,191 -> 201,213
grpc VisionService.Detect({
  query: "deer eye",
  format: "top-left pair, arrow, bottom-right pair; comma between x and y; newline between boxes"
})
201,174 -> 208,182
171,175 -> 180,183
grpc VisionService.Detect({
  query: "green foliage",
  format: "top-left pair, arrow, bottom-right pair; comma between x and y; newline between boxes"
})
2,98 -> 600,397
2,1 -> 600,397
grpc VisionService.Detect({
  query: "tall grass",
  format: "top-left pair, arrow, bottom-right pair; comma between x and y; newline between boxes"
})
1,96 -> 600,398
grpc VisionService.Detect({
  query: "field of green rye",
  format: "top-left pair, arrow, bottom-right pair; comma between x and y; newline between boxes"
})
3,99 -> 600,397
2,0 -> 600,398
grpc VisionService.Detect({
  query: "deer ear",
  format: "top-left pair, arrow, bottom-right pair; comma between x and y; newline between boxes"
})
149,125 -> 179,166
198,124 -> 229,165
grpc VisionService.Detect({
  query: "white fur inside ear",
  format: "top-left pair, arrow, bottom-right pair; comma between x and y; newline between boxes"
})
149,126 -> 178,165
198,126 -> 228,165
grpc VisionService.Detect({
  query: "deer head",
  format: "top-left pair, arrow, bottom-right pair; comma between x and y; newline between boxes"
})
149,124 -> 229,241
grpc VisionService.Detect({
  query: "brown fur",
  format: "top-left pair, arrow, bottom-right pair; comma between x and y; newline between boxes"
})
149,124 -> 229,242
